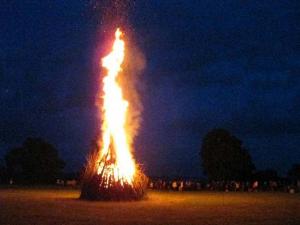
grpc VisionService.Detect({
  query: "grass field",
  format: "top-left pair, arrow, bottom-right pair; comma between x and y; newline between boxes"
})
0,187 -> 299,225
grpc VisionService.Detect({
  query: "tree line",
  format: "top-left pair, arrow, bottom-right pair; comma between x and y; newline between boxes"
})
0,129 -> 299,185
0,138 -> 65,184
200,128 -> 300,182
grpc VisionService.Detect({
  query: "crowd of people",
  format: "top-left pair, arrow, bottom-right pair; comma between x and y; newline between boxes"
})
148,179 -> 300,193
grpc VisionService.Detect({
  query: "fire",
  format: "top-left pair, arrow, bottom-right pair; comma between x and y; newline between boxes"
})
80,27 -> 147,201
96,28 -> 135,187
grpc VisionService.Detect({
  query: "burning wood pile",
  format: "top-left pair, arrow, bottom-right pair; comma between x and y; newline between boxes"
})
80,148 -> 147,201
80,29 -> 147,201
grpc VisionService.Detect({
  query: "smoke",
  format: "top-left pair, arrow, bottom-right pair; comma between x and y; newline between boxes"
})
121,34 -> 146,150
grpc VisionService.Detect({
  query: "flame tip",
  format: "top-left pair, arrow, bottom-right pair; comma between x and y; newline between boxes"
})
96,26 -> 135,185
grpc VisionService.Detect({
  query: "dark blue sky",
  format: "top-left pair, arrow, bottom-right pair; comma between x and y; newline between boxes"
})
0,0 -> 299,177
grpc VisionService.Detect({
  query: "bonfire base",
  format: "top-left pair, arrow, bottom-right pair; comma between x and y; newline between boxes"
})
80,173 -> 147,201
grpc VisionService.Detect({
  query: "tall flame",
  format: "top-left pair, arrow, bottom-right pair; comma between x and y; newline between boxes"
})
96,28 -> 135,186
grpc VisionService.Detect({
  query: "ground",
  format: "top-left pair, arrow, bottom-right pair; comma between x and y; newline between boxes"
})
0,187 -> 299,225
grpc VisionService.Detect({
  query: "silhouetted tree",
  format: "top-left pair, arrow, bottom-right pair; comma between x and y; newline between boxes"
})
5,138 -> 65,184
200,128 -> 255,181
0,162 -> 7,184
288,164 -> 300,180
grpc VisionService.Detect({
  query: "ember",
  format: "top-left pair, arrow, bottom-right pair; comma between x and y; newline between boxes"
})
80,28 -> 147,201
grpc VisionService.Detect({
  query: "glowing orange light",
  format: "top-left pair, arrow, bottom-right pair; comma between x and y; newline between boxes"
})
96,28 -> 135,186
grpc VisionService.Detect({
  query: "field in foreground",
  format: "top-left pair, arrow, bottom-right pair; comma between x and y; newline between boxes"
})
0,187 -> 299,225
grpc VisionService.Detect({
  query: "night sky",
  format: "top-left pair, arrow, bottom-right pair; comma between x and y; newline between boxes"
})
1,0 -> 299,177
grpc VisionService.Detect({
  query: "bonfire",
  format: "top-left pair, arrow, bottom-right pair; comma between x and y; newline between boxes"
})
80,28 -> 147,201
